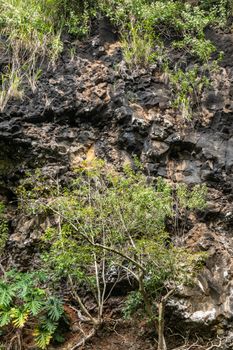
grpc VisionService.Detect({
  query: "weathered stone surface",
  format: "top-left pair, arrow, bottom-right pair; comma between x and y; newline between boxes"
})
0,21 -> 233,345
176,223 -> 233,326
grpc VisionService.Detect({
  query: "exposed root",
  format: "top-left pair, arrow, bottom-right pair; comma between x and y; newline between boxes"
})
171,336 -> 223,350
70,328 -> 96,350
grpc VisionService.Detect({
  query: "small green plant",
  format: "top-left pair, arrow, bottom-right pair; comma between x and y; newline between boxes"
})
121,23 -> 156,67
173,36 -> 216,62
123,291 -> 143,319
199,0 -> 232,25
0,202 -> 8,254
0,270 -> 64,349
0,0 -> 98,108
0,68 -> 24,112
168,65 -> 210,119
65,4 -> 97,38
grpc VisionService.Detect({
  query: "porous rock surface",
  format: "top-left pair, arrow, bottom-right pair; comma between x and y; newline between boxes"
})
0,22 -> 233,347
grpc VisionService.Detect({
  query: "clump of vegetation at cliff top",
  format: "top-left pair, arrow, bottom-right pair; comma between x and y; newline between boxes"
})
0,0 -> 60,110
0,0 -> 96,110
102,0 -> 230,118
0,0 -> 231,113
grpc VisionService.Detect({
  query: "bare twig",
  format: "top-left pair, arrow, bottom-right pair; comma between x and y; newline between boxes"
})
171,336 -> 223,350
70,328 -> 96,350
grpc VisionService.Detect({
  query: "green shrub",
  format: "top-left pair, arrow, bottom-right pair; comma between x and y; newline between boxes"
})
17,161 -> 208,349
173,36 -> 216,62
199,0 -> 232,25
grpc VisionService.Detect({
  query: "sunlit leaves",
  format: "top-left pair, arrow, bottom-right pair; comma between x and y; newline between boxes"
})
10,307 -> 29,328
34,327 -> 53,350
177,183 -> 207,210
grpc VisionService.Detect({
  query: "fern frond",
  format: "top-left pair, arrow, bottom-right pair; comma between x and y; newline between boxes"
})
46,297 -> 63,321
0,309 -> 11,327
10,307 -> 29,328
34,327 -> 53,350
0,283 -> 15,307
41,317 -> 57,333
26,299 -> 44,316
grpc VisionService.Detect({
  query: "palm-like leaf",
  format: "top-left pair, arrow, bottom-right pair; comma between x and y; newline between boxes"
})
46,297 -> 63,321
0,283 -> 16,307
26,299 -> 44,316
34,328 -> 53,350
10,307 -> 29,328
0,309 -> 11,327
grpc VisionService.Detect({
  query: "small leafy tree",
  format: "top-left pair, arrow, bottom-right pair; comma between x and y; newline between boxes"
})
18,161 -> 207,350
0,270 -> 64,349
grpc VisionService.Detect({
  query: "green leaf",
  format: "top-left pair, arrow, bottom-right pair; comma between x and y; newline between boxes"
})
40,317 -> 57,333
10,307 -> 29,328
46,297 -> 63,321
53,333 -> 65,343
0,283 -> 15,307
34,327 -> 53,350
26,299 -> 44,316
0,309 -> 11,327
